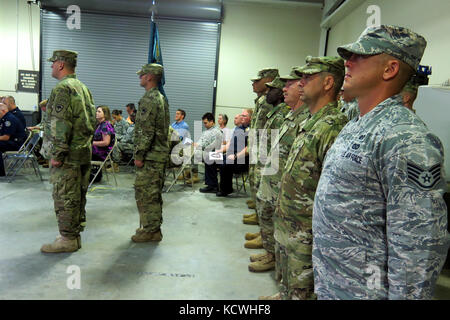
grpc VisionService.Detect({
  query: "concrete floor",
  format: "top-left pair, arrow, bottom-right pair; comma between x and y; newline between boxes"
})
0,164 -> 449,300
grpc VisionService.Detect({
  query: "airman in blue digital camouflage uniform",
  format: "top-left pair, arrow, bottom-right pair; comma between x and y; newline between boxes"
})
312,25 -> 450,300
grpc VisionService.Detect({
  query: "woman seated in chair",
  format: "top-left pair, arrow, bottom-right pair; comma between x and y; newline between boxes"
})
91,105 -> 115,182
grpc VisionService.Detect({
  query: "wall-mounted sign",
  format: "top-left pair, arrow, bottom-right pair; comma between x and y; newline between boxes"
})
18,70 -> 39,93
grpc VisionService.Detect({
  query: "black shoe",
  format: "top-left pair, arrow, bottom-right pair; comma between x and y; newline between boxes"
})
216,190 -> 231,197
200,186 -> 218,193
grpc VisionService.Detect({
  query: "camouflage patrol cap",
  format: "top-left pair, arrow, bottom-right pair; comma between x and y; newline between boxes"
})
47,50 -> 78,66
137,63 -> 164,76
337,25 -> 427,70
265,76 -> 286,89
279,66 -> 303,81
251,68 -> 279,81
298,56 -> 345,77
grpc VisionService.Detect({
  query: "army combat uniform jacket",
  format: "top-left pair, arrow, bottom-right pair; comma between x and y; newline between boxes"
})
45,74 -> 96,164
134,87 -> 170,163
312,95 -> 450,300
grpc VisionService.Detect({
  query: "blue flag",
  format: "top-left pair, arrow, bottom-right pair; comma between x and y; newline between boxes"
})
148,21 -> 167,100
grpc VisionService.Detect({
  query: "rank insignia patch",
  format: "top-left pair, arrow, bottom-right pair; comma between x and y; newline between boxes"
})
407,162 -> 441,190
5,121 -> 11,127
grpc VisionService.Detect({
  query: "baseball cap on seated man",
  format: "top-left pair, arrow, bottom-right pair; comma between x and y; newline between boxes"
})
337,25 -> 427,71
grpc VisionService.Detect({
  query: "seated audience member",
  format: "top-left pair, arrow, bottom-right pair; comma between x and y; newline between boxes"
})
188,112 -> 223,193
216,109 -> 252,197
125,103 -> 136,124
218,113 -> 233,145
171,109 -> 190,141
111,109 -> 129,141
0,103 -> 26,176
2,96 -> 26,128
113,111 -> 136,164
90,105 -> 115,182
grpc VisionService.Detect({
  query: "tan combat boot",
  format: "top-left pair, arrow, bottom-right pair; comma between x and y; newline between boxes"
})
177,169 -> 191,180
248,253 -> 275,272
131,229 -> 163,242
247,201 -> 256,209
41,236 -> 79,253
243,214 -> 259,225
245,232 -> 260,241
249,251 -> 271,262
185,172 -> 200,184
258,292 -> 281,300
246,199 -> 252,205
243,212 -> 257,219
244,235 -> 263,249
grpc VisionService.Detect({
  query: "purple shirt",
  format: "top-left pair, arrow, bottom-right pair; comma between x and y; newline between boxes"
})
92,120 -> 115,160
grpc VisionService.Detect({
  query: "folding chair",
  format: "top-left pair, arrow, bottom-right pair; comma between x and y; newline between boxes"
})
88,140 -> 118,190
165,150 -> 195,193
4,132 -> 43,183
233,170 -> 249,193
2,129 -> 33,163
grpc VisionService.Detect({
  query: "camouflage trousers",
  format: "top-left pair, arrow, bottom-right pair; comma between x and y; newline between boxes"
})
112,142 -> 133,162
255,196 -> 275,254
248,164 -> 256,202
50,163 -> 90,239
275,241 -> 317,300
134,160 -> 166,233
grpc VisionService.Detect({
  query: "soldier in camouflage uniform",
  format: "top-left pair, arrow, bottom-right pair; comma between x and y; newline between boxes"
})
112,113 -> 135,163
246,68 -> 279,214
251,68 -> 310,278
313,25 -> 450,300
131,63 -> 170,243
246,77 -> 289,265
274,56 -> 348,300
41,50 -> 96,253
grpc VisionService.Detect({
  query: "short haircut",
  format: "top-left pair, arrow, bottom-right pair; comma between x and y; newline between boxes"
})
202,112 -> 215,122
112,109 -> 122,116
98,105 -> 112,122
219,114 -> 228,125
5,95 -> 15,104
126,103 -> 136,111
244,108 -> 253,118
177,109 -> 186,119
321,72 -> 344,99
151,73 -> 162,84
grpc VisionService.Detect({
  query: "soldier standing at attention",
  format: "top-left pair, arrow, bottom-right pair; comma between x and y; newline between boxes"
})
253,67 -> 310,289
246,76 -> 289,269
312,25 -> 450,299
246,68 -> 279,215
273,56 -> 347,300
41,50 -> 96,253
131,63 -> 170,243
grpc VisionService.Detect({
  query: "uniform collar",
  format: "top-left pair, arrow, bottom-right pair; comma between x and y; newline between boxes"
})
61,73 -> 77,81
303,101 -> 338,132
